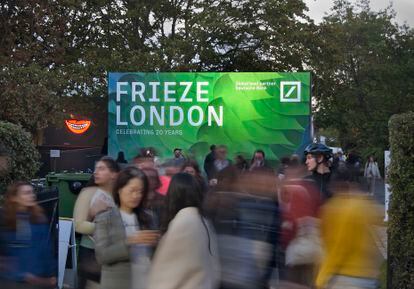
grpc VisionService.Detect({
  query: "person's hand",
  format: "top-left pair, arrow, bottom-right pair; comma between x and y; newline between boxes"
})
25,274 -> 57,288
47,277 -> 57,287
209,179 -> 218,186
25,273 -> 40,285
127,230 -> 160,245
89,197 -> 110,218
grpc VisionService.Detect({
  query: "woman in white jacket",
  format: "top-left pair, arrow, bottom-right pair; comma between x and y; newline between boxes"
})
364,156 -> 382,196
147,173 -> 220,289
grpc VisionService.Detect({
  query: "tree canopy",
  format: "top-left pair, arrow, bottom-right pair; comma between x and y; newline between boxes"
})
310,0 -> 414,158
0,0 -> 413,158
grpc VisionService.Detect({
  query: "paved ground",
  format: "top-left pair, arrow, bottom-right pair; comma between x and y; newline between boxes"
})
368,178 -> 388,260
373,225 -> 387,259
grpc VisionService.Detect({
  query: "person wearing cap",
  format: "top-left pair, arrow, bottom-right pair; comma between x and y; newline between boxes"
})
304,143 -> 333,201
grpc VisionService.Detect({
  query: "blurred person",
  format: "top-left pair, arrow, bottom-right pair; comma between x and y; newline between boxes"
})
101,137 -> 108,155
205,168 -> 280,289
331,153 -> 339,172
304,143 -> 333,201
157,174 -> 171,196
116,151 -> 128,168
338,150 -> 345,161
73,156 -> 120,289
277,156 -> 291,180
249,150 -> 272,172
0,181 -> 56,289
172,148 -> 186,167
346,152 -> 362,183
315,168 -> 382,289
364,156 -> 381,196
210,145 -> 232,186
173,148 -> 183,159
94,167 -> 159,289
141,167 -> 166,230
156,159 -> 181,196
278,155 -> 308,204
336,149 -> 345,161
278,153 -> 324,286
280,185 -> 322,287
332,151 -> 347,174
133,148 -> 156,170
204,144 -> 217,180
181,159 -> 208,195
283,155 -> 307,180
234,154 -> 249,172
147,173 -> 220,289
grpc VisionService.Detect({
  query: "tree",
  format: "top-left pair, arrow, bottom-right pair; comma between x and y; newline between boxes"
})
192,0 -> 314,71
0,65 -> 62,142
388,112 -> 414,289
310,0 -> 414,158
1,0 -> 316,144
0,121 -> 40,194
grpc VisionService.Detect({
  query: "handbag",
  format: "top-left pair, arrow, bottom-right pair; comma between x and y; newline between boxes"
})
285,217 -> 323,266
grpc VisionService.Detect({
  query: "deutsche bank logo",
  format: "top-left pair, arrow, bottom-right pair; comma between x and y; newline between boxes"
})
280,81 -> 301,102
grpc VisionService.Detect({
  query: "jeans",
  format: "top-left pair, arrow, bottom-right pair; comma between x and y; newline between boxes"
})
327,275 -> 378,289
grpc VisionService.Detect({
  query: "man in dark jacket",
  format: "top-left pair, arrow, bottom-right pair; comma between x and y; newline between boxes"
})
203,145 -> 216,180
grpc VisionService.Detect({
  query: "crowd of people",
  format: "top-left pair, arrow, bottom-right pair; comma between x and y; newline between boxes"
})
0,143 -> 383,289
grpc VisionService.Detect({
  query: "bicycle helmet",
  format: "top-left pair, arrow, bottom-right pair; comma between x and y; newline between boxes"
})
304,143 -> 333,159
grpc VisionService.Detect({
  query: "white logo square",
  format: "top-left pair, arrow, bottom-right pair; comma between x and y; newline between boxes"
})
280,81 -> 301,102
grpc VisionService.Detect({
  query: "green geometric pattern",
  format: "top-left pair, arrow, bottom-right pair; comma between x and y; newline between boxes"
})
108,72 -> 311,164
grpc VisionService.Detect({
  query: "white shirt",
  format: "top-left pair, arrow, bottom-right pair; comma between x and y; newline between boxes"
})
214,159 -> 229,172
120,210 -> 139,237
365,162 -> 381,178
90,188 -> 115,209
121,210 -> 151,289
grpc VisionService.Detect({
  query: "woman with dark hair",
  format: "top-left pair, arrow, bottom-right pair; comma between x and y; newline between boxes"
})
181,159 -> 201,177
141,167 -> 165,229
181,159 -> 208,195
73,156 -> 120,289
147,173 -> 220,289
94,167 -> 159,289
234,154 -> 249,172
0,181 -> 56,288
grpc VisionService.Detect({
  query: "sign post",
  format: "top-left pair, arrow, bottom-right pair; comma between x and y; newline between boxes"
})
58,218 -> 77,289
384,150 -> 391,222
50,150 -> 60,172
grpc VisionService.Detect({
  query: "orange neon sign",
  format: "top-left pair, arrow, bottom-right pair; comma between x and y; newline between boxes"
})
65,119 -> 91,134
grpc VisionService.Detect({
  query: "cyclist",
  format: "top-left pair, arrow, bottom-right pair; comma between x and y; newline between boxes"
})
304,143 -> 333,201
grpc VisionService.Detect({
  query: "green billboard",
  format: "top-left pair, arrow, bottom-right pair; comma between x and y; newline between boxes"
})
108,72 -> 311,165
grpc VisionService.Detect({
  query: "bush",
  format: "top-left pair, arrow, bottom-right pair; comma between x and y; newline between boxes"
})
0,121 -> 40,194
388,112 -> 414,289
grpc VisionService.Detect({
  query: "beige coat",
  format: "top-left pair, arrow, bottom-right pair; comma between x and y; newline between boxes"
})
94,208 -> 131,289
73,186 -> 98,235
73,186 -> 99,250
147,207 -> 220,289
